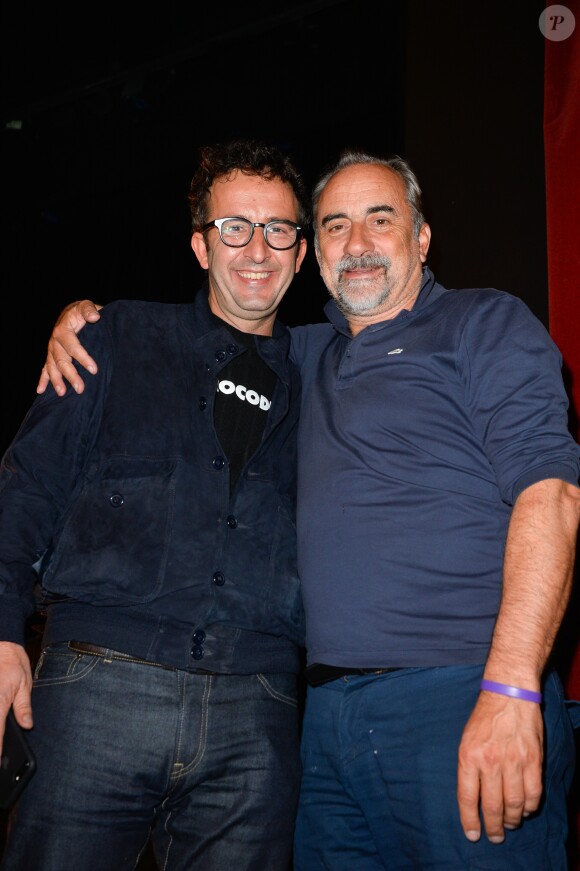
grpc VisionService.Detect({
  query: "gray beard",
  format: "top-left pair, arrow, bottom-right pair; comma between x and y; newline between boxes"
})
332,253 -> 393,316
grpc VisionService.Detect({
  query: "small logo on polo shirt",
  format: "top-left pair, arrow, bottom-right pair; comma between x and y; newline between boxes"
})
387,348 -> 404,355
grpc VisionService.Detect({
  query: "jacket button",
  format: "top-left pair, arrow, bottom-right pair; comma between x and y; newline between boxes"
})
226,344 -> 238,355
215,349 -> 227,363
110,493 -> 124,507
226,515 -> 237,529
212,572 -> 225,586
191,645 -> 204,660
199,397 -> 207,410
192,629 -> 206,644
213,456 -> 225,470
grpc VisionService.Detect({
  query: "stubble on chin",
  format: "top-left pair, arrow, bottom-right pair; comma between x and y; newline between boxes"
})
330,253 -> 392,315
334,272 -> 392,316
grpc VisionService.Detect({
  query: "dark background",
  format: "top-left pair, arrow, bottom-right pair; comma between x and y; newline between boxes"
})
1,0 -> 549,450
2,1 -> 579,865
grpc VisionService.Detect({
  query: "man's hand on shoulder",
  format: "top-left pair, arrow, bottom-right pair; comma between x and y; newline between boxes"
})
37,300 -> 103,396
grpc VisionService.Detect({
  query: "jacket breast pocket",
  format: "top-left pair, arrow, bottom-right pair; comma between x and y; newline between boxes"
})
42,458 -> 176,605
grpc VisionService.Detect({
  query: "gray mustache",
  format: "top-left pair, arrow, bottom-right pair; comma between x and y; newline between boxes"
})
337,254 -> 391,274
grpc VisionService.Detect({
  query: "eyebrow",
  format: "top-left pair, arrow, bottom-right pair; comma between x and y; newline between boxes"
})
221,215 -> 296,223
320,203 -> 395,228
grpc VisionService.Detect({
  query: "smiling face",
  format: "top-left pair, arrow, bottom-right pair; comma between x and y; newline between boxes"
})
314,163 -> 431,335
191,170 -> 307,336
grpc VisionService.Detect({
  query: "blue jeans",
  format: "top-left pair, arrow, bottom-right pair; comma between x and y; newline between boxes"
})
294,666 -> 576,870
1,642 -> 301,870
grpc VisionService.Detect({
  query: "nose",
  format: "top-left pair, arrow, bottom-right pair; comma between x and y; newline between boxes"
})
345,222 -> 372,256
243,226 -> 270,261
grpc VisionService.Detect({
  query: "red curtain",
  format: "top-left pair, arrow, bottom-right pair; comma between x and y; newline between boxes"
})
543,3 -> 580,865
544,2 -> 580,692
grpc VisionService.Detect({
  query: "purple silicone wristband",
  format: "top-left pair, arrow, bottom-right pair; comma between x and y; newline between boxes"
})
480,679 -> 542,704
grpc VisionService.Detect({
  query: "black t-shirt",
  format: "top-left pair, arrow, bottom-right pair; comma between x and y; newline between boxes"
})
213,326 -> 277,494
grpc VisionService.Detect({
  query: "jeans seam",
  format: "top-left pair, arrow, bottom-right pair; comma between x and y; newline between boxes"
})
257,673 -> 298,706
169,674 -> 211,780
33,652 -> 100,685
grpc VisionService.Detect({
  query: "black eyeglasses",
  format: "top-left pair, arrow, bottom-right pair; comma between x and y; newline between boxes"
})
202,217 -> 302,250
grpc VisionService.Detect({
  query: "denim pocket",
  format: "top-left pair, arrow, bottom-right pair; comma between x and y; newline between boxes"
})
256,673 -> 298,707
565,697 -> 580,730
468,836 -> 567,870
33,642 -> 100,686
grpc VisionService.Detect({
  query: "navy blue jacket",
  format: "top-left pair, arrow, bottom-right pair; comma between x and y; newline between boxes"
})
0,290 -> 304,673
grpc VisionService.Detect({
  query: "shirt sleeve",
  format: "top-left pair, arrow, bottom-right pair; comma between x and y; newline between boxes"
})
460,292 -> 580,505
0,323 -> 110,643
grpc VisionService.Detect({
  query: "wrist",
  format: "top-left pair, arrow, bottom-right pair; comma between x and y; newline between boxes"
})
480,679 -> 542,704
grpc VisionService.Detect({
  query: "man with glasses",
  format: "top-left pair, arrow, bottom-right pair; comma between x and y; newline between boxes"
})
0,139 -> 307,870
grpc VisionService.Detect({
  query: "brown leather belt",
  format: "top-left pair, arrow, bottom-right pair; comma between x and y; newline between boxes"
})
305,664 -> 402,687
68,641 -> 178,671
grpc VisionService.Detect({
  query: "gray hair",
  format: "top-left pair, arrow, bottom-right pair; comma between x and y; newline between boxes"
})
312,151 -> 426,248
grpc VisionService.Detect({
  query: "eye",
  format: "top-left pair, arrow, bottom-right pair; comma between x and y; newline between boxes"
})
326,221 -> 348,235
371,216 -> 392,228
224,222 -> 246,234
268,223 -> 290,237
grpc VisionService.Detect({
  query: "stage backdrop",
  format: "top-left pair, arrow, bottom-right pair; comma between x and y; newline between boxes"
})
543,2 -> 580,865
544,2 -> 580,693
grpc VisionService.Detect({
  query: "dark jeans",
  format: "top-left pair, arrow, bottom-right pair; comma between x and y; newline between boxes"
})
294,665 -> 576,870
1,643 -> 301,870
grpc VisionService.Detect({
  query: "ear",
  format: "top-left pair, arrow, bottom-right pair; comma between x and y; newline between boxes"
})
418,223 -> 431,263
191,233 -> 209,269
314,239 -> 322,271
294,237 -> 308,274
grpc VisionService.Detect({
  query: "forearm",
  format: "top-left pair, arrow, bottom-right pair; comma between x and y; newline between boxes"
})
483,477 -> 580,689
457,477 -> 580,842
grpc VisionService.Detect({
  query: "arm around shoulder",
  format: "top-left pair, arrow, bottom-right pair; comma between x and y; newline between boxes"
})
37,300 -> 104,396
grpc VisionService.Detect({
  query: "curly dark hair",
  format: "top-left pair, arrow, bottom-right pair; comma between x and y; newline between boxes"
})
187,139 -> 310,233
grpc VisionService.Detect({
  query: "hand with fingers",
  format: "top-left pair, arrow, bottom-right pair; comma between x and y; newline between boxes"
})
0,641 -> 33,754
37,300 -> 103,396
457,690 -> 543,844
